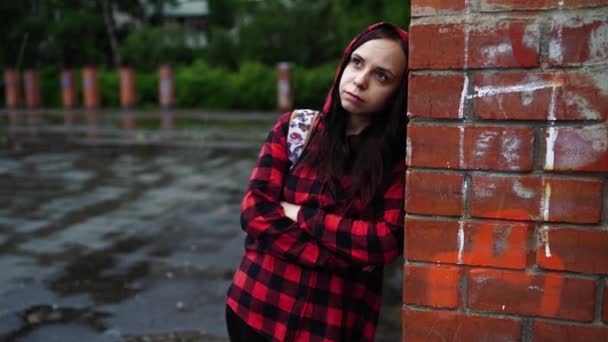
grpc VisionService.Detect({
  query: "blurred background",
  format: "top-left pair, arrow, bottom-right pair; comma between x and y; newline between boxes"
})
0,0 -> 410,110
0,1 -> 411,341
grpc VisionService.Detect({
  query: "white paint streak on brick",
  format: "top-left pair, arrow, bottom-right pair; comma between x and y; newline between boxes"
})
463,21 -> 470,69
513,180 -> 535,199
549,18 -> 564,63
458,74 -> 470,119
541,180 -> 552,221
523,24 -> 540,50
564,93 -> 600,120
522,89 -> 534,106
590,23 -> 608,63
540,226 -> 552,257
558,0 -> 564,7
406,136 -> 412,166
474,130 -> 498,157
590,70 -> 608,97
459,126 -> 465,168
481,43 -> 512,64
549,124 -> 608,169
462,178 -> 468,213
457,221 -> 465,264
501,134 -> 521,169
468,81 -> 562,99
548,81 -> 558,121
545,127 -> 558,170
521,73 -> 542,107
580,124 -> 608,153
474,187 -> 494,198
464,0 -> 472,14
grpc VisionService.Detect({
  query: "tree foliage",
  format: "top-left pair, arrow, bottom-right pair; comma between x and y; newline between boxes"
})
0,0 -> 174,68
206,0 -> 410,68
1,0 -> 410,69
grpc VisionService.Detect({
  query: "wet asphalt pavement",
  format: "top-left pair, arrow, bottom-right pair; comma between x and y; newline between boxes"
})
0,114 -> 402,342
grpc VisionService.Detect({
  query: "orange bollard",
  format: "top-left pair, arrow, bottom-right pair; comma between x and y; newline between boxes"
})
82,66 -> 100,109
277,62 -> 293,111
159,65 -> 175,108
120,66 -> 137,108
24,69 -> 41,108
4,69 -> 21,108
61,69 -> 78,109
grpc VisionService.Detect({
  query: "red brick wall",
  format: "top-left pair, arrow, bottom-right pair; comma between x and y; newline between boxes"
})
404,1 -> 608,340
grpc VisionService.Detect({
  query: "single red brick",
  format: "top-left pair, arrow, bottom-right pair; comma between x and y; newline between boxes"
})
405,217 -> 530,269
549,16 -> 608,66
561,70 -> 608,121
470,175 -> 543,221
469,175 -> 603,224
411,0 -> 468,16
481,0 -> 560,11
407,73 -> 465,119
409,21 -> 540,70
473,70 -> 607,121
402,308 -> 523,341
537,227 -> 608,275
407,125 -> 461,168
545,177 -> 603,224
403,264 -> 461,308
544,123 -> 608,172
405,170 -> 464,216
467,268 -> 596,321
463,126 -> 534,171
604,281 -> 608,322
533,320 -> 608,341
407,124 -> 534,171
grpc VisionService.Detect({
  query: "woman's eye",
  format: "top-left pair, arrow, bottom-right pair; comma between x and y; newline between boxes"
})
351,58 -> 362,67
376,72 -> 388,82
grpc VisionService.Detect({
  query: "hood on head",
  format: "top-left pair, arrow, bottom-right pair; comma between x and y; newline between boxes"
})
322,22 -> 409,114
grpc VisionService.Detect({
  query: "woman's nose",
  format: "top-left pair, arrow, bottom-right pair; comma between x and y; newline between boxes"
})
353,71 -> 368,89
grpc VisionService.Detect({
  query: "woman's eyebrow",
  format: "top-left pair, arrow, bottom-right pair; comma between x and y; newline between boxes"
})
375,66 -> 395,78
352,52 -> 396,77
352,53 -> 364,60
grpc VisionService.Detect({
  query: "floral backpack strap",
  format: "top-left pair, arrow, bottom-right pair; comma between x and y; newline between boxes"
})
287,109 -> 320,170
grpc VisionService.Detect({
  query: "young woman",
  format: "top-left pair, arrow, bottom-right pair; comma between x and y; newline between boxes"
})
226,22 -> 409,342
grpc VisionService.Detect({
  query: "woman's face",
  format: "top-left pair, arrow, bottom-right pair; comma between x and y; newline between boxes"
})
338,38 -> 406,115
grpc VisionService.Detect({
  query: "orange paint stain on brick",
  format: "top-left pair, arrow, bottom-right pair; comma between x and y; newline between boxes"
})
403,264 -> 461,308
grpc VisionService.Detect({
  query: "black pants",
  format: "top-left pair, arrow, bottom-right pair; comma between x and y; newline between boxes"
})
225,305 -> 270,342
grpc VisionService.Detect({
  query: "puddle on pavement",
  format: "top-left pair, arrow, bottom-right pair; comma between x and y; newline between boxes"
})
0,142 -> 402,341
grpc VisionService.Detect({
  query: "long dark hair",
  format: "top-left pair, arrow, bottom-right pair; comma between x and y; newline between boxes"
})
303,25 -> 408,216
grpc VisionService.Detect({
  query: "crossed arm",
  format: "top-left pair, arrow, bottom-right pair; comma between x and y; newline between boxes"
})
240,113 -> 405,269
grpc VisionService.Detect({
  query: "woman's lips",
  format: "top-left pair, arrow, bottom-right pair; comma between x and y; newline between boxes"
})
344,91 -> 364,103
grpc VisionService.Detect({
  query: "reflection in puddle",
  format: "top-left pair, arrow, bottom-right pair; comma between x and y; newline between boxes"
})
0,127 -> 402,341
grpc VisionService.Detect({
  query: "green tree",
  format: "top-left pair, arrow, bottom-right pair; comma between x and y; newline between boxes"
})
234,0 -> 339,67
120,24 -> 201,70
204,0 -> 410,68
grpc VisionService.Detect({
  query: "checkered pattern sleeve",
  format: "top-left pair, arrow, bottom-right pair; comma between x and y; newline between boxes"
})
240,112 -> 354,270
296,163 -> 406,266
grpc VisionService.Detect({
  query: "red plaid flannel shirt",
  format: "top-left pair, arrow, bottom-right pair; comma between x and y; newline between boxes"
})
227,111 -> 406,342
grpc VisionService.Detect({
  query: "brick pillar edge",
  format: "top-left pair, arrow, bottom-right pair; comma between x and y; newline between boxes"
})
404,1 -> 608,341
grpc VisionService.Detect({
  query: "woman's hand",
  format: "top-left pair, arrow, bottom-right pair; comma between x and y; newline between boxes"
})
280,201 -> 301,221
